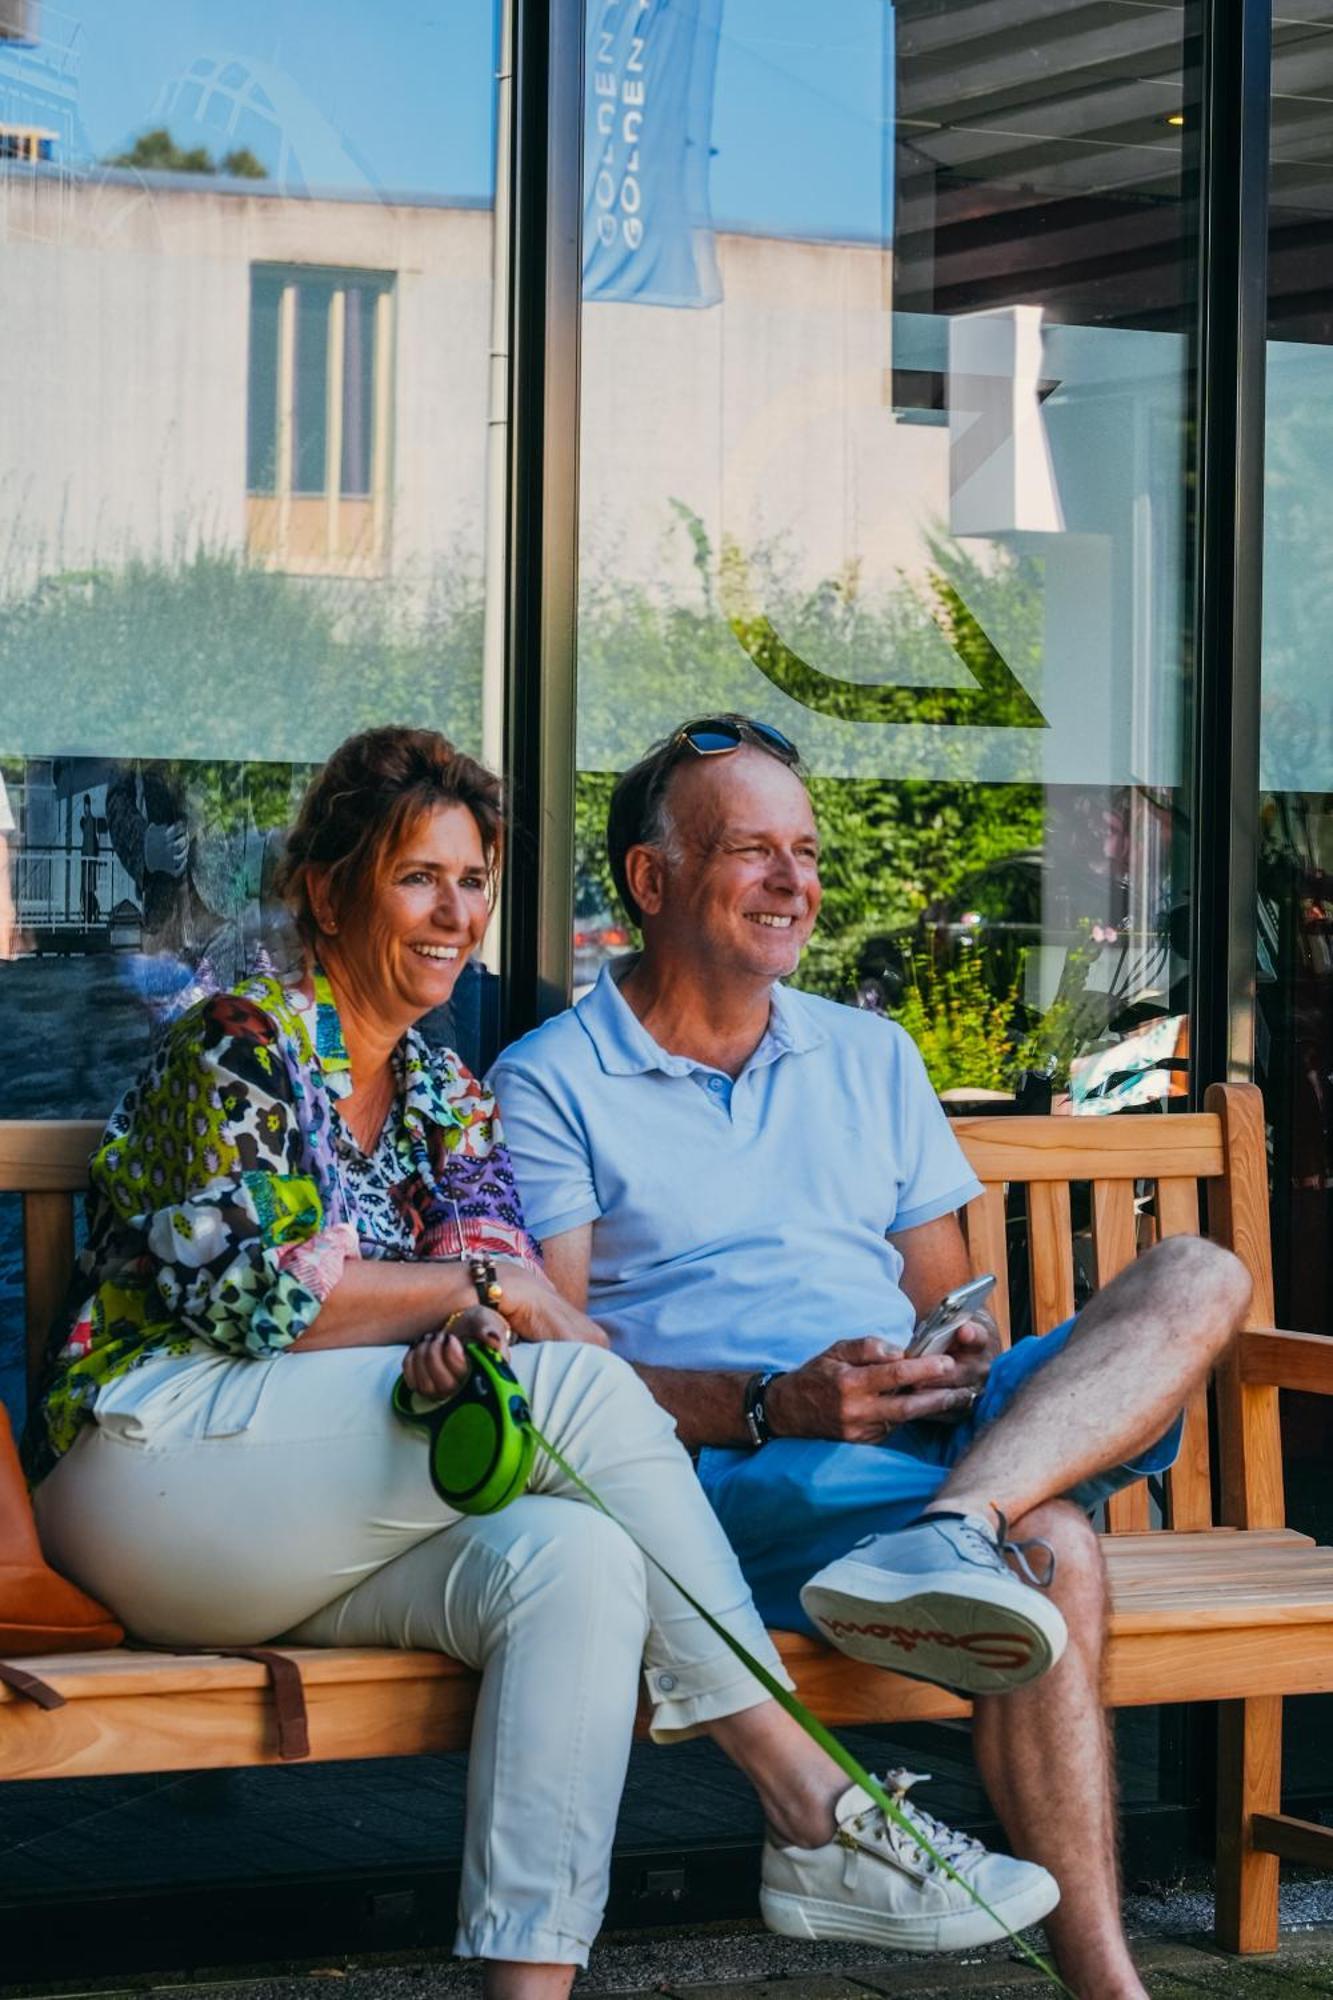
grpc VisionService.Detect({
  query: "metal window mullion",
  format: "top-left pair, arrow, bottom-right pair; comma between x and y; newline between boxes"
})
1188,0 -> 1272,1096
501,0 -> 584,1036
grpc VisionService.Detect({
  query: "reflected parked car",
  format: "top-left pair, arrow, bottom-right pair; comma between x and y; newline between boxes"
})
573,875 -> 633,995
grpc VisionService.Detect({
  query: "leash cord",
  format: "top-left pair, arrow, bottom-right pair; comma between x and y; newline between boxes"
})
525,1416 -> 1074,1997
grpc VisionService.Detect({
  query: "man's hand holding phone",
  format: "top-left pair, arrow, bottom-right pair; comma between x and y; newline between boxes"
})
756,1276 -> 1001,1443
903,1273 -> 1000,1422
764,1333 -> 979,1442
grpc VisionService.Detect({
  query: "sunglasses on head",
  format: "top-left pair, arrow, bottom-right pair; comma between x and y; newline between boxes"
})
671,717 -> 799,763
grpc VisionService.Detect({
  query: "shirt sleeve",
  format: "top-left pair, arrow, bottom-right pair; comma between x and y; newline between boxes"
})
487,1052 -> 603,1244
0,775 -> 14,836
886,1023 -> 984,1233
93,994 -> 333,1356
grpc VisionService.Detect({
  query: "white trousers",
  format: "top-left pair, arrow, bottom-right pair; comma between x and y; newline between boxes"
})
34,1340 -> 790,1966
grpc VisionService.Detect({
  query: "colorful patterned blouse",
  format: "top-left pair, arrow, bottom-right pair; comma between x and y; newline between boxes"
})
24,967 -> 538,1484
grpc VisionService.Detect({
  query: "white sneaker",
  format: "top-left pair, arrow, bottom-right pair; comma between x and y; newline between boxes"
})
760,1770 -> 1060,1954
800,1511 -> 1069,1695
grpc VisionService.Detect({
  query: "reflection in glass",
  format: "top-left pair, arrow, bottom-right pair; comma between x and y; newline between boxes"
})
293,283 -> 331,496
576,0 -> 1197,1111
246,270 -> 282,494
0,8 -> 501,1125
245,268 -> 393,574
1261,17 -> 1333,1339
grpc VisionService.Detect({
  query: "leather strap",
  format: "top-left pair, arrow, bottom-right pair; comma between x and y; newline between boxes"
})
0,1659 -> 66,1709
140,1644 -> 311,1760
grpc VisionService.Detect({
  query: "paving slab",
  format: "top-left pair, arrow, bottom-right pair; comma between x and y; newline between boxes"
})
16,1923 -> 1333,2000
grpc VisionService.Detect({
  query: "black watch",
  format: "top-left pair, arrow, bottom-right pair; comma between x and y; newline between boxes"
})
743,1370 -> 784,1448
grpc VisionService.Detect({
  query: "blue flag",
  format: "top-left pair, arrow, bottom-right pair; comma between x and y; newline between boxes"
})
583,0 -> 723,308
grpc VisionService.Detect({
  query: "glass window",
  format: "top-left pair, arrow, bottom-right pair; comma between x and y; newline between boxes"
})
1260,12 -> 1333,1336
0,3 -> 501,1435
576,0 -> 1199,1120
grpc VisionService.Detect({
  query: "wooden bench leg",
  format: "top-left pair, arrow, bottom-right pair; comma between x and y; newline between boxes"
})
1216,1696 -> 1282,1954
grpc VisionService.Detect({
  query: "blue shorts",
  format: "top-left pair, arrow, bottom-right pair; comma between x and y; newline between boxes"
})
696,1316 -> 1184,1634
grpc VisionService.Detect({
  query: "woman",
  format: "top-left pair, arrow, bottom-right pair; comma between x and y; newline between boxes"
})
27,728 -> 1044,1997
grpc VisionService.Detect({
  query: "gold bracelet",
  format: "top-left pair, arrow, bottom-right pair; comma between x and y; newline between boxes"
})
442,1310 -> 467,1335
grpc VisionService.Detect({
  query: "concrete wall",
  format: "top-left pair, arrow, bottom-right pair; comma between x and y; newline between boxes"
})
581,229 -> 944,598
0,172 -> 940,601
0,173 -> 493,590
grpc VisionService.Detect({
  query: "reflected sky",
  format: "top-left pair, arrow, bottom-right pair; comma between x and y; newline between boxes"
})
16,0 -> 890,234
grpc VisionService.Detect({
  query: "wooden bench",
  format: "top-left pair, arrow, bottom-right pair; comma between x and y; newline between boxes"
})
4,1083 -> 1333,1956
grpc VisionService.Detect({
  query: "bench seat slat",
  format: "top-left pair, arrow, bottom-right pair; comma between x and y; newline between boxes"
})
5,1533 -> 1329,1773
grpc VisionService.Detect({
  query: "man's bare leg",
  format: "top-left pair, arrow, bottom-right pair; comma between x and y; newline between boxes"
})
972,1500 -> 1146,2000
923,1238 -> 1246,1994
931,1235 -> 1249,1526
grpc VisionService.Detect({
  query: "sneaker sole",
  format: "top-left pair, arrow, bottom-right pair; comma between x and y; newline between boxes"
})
800,1557 -> 1068,1694
759,1867 -> 1060,1953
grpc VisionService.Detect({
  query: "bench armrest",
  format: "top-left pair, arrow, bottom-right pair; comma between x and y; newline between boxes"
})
1238,1327 -> 1333,1393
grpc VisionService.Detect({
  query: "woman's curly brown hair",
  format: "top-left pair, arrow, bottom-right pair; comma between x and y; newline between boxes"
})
277,727 -> 505,948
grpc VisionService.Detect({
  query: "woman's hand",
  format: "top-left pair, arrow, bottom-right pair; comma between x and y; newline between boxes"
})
499,1265 -> 609,1347
401,1306 -> 510,1401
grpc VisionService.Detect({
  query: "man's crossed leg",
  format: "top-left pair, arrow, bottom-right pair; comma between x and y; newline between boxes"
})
704,1236 -> 1252,2000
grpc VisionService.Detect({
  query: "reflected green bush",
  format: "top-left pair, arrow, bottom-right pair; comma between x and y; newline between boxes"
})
0,529 -> 1064,1091
574,521 -> 1044,1011
892,952 -> 1023,1095
0,549 -> 485,763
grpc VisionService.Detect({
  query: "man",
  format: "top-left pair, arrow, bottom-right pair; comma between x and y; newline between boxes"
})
105,759 -> 297,1022
490,716 -> 1250,1998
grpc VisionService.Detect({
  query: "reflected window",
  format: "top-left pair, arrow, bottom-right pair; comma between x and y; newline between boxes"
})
0,122 -> 54,161
246,265 -> 394,576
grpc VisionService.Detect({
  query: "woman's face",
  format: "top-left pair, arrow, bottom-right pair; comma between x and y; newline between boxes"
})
338,802 -> 492,1026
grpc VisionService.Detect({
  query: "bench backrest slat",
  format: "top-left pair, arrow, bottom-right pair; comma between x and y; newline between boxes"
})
1089,1177 -> 1151,1530
1091,1178 -> 1137,1290
962,1185 -> 1010,1345
1026,1179 -> 1077,1334
24,1191 -> 74,1393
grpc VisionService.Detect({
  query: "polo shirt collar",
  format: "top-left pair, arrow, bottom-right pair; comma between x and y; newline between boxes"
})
577,960 -> 825,1079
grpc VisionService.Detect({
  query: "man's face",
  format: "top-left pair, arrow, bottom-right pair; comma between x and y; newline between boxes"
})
646,748 -> 822,982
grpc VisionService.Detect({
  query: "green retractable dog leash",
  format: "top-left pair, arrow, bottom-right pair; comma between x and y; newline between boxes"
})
391,1338 -> 536,1515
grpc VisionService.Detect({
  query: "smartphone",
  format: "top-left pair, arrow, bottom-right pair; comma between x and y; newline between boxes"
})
905,1273 -> 997,1359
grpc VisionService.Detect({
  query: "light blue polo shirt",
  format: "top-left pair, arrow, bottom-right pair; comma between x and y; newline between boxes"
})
488,965 -> 982,1377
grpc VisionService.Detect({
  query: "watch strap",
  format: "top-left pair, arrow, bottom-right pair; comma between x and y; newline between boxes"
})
743,1369 -> 784,1448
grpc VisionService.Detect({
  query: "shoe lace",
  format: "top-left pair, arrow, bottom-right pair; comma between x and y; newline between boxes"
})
993,1509 -> 1057,1590
851,1769 -> 983,1876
